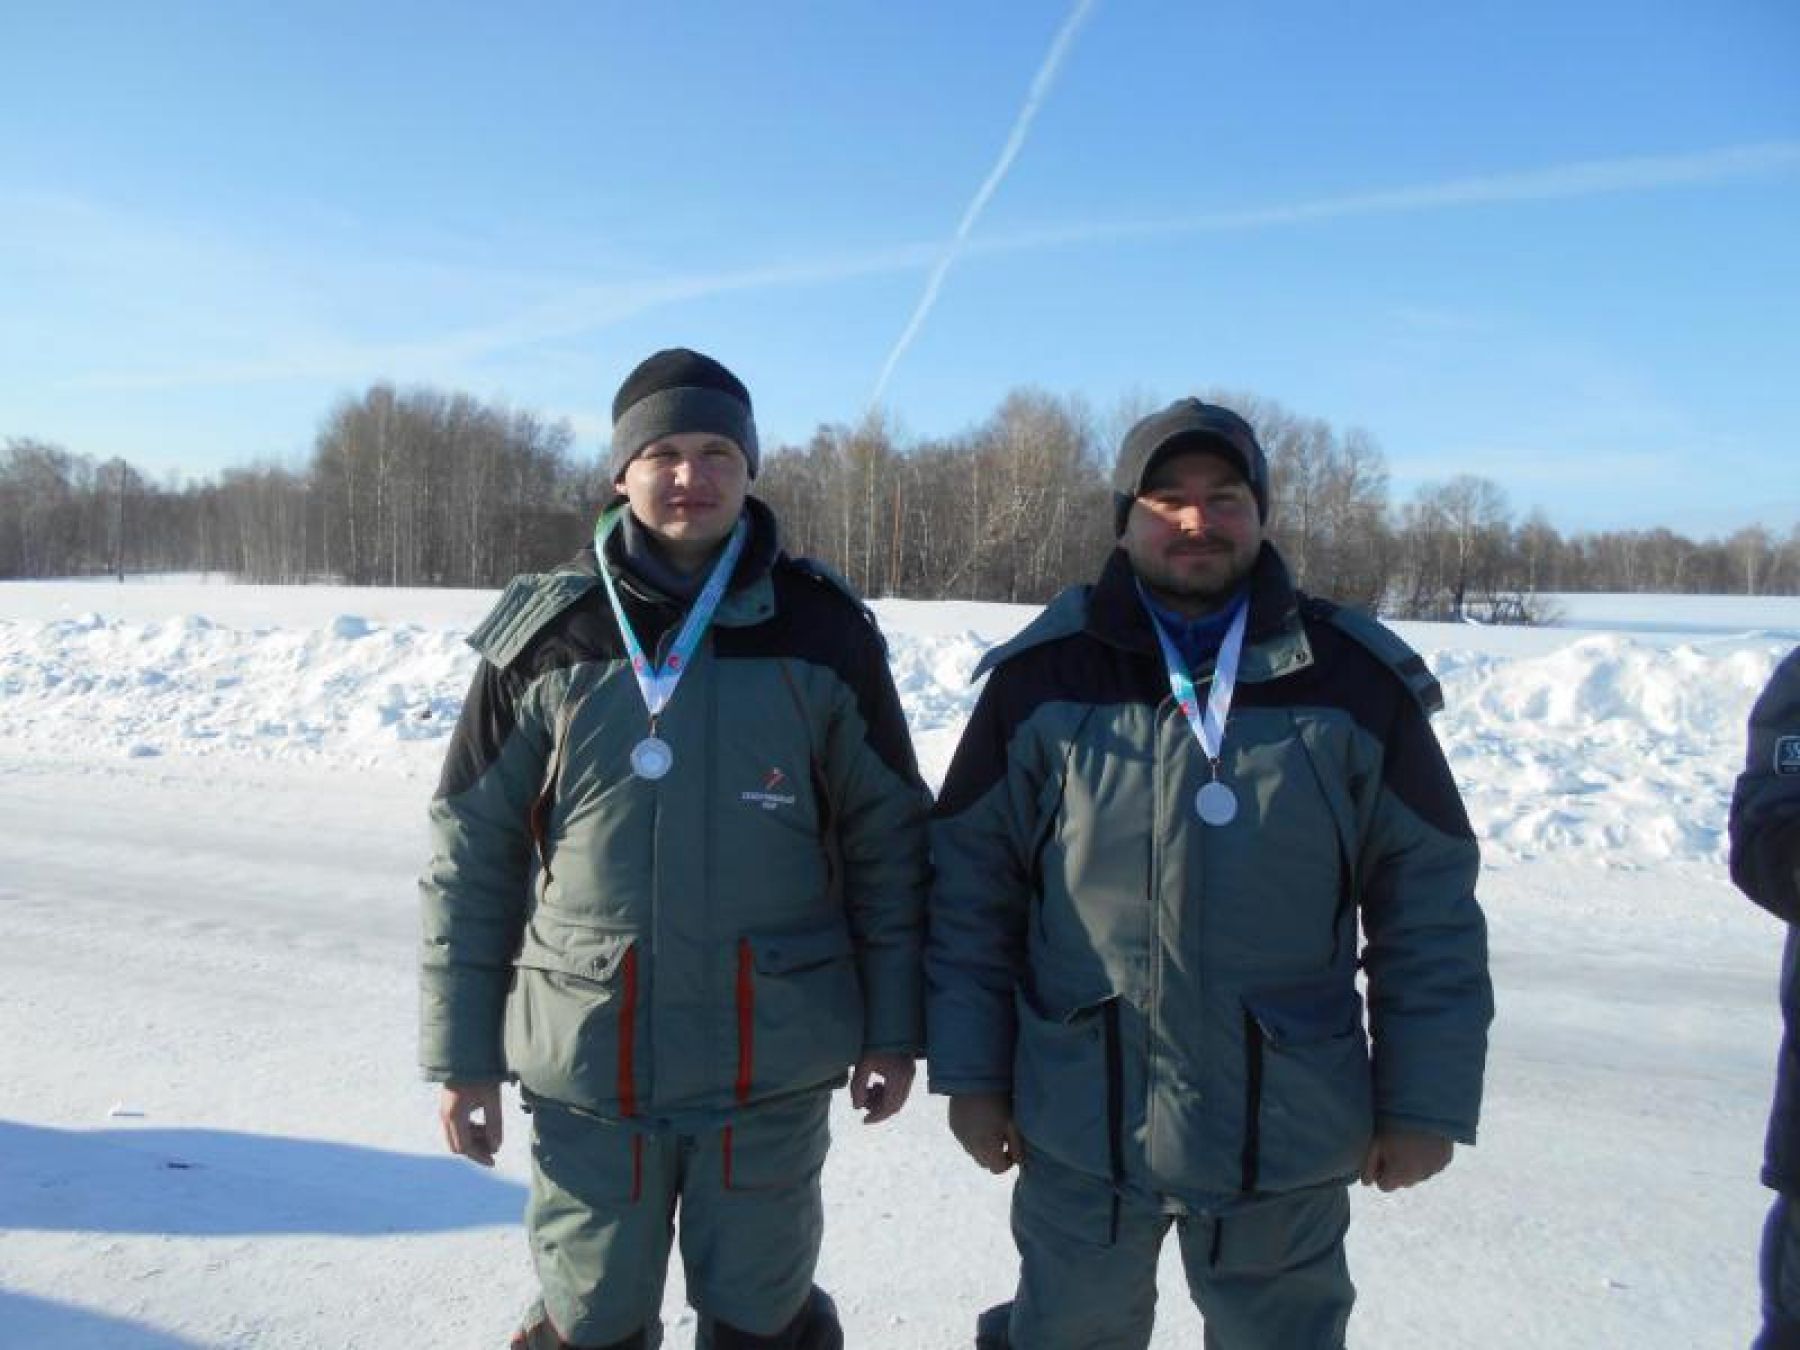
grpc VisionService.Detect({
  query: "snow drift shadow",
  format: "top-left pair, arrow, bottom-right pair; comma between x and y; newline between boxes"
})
1,1120 -> 523,1236
0,1289 -> 208,1348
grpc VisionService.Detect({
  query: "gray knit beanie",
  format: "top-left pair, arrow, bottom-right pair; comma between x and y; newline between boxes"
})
1111,398 -> 1268,534
608,347 -> 759,481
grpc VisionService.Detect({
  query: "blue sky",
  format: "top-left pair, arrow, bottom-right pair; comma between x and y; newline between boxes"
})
2,1 -> 1796,535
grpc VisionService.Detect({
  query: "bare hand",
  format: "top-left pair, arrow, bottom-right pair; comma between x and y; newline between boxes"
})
948,1092 -> 1024,1174
439,1082 -> 504,1167
850,1051 -> 916,1124
1360,1127 -> 1454,1191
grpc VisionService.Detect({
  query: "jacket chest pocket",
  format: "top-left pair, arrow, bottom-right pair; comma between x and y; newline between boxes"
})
504,926 -> 642,1116
735,920 -> 863,1100
1239,981 -> 1372,1194
1012,986 -> 1123,1183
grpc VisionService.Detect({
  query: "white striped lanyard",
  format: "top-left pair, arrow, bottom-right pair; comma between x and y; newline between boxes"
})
594,504 -> 747,728
1147,597 -> 1248,779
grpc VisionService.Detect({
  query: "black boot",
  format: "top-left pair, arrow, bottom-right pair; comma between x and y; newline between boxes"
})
974,1301 -> 1013,1350
792,1287 -> 842,1350
709,1286 -> 842,1350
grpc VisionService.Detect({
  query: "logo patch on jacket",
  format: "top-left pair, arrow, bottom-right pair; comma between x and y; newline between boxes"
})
1777,735 -> 1800,776
741,766 -> 799,811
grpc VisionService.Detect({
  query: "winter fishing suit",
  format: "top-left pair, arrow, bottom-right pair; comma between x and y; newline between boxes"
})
926,543 -> 1493,1350
1731,646 -> 1800,1350
420,497 -> 929,1346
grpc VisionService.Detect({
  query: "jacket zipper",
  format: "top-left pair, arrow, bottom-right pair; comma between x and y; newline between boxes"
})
1240,1007 -> 1264,1194
1145,695 -> 1170,1172
1104,999 -> 1125,1242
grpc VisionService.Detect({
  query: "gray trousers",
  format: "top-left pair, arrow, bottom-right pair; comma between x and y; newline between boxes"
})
1007,1155 -> 1354,1350
526,1091 -> 830,1347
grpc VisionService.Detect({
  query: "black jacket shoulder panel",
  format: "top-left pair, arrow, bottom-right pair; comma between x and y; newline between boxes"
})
1303,596 -> 1443,715
712,557 -> 922,785
436,577 -> 621,802
1248,615 -> 1471,840
934,615 -> 1165,820
973,586 -> 1090,681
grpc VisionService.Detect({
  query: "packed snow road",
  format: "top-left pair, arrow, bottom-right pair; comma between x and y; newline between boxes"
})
2,580 -> 1794,1346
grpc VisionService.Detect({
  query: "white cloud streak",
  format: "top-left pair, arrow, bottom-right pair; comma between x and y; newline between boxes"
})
972,141 -> 1800,253
867,0 -> 1099,409
27,139 -> 1796,396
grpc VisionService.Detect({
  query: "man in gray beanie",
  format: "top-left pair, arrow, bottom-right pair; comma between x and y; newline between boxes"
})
928,396 -> 1491,1348
607,346 -> 762,484
422,347 -> 930,1349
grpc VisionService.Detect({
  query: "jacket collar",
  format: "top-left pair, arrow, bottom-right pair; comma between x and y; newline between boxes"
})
1087,542 -> 1313,683
574,495 -> 782,629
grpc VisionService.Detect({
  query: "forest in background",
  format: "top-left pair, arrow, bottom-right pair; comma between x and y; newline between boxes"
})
4,383 -> 1795,618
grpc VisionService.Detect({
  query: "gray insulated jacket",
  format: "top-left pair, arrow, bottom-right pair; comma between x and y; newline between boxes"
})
419,499 -> 931,1126
1729,646 -> 1800,1194
926,545 -> 1492,1201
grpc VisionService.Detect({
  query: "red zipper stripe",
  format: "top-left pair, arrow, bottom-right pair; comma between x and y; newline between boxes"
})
734,938 -> 754,1103
618,946 -> 639,1118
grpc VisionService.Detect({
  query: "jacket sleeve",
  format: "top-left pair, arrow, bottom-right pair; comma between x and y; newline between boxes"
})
823,618 -> 933,1056
924,666 -> 1043,1096
1356,686 -> 1493,1144
417,656 -> 552,1083
1731,647 -> 1800,923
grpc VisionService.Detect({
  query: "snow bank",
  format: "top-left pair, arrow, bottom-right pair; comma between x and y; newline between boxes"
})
3,581 -> 1793,864
1438,634 -> 1785,865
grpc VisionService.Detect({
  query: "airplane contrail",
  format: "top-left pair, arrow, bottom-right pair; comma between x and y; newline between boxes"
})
869,0 -> 1099,410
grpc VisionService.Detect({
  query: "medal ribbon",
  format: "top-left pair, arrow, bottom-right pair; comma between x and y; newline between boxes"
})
594,503 -> 748,724
1144,592 -> 1249,778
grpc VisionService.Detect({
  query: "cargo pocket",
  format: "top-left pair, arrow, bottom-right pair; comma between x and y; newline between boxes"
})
737,921 -> 863,1101
527,1096 -> 647,1207
1013,1149 -> 1121,1249
504,925 -> 641,1117
1011,986 -> 1121,1182
1240,982 -> 1372,1194
721,1091 -> 832,1192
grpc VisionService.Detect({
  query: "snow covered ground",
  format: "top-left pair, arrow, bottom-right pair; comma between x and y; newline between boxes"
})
2,575 -> 1796,1348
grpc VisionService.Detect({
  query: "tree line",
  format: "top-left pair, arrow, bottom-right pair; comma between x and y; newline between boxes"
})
4,383 -> 1795,616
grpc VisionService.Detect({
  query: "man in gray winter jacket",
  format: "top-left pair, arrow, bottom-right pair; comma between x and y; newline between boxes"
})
421,349 -> 931,1350
926,398 -> 1493,1349
1730,647 -> 1800,1349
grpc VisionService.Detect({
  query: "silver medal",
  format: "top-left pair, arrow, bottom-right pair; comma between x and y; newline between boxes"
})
1195,780 -> 1238,826
630,735 -> 674,781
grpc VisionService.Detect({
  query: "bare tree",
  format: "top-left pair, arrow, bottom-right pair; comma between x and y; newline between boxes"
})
1728,525 -> 1777,596
305,384 -> 580,586
10,383 -> 1794,612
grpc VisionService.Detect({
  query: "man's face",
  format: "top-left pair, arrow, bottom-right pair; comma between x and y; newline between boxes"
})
616,431 -> 750,567
1121,449 -> 1262,615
